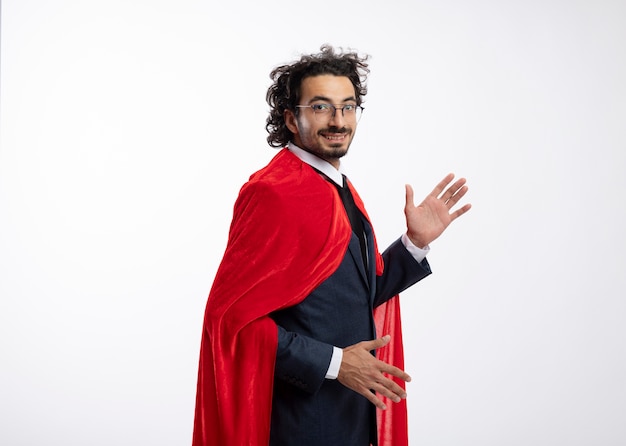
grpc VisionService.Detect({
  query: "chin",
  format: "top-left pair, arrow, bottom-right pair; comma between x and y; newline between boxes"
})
325,141 -> 350,152
329,148 -> 349,159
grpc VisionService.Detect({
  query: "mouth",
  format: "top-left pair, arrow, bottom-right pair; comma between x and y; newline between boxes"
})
322,134 -> 347,141
320,128 -> 351,142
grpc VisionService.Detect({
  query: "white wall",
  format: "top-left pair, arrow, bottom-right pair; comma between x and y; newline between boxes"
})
1,1 -> 625,444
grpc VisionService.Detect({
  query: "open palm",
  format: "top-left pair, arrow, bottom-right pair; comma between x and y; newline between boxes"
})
404,173 -> 471,248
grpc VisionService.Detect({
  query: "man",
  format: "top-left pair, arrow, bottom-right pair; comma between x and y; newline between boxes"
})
193,45 -> 470,446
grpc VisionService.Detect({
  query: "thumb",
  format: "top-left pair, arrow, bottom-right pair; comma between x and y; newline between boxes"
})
405,184 -> 415,208
367,334 -> 391,350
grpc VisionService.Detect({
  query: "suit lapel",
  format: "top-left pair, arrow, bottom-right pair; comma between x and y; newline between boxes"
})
347,234 -> 369,287
348,216 -> 376,289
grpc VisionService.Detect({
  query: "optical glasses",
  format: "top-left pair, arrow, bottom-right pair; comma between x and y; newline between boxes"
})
295,103 -> 364,121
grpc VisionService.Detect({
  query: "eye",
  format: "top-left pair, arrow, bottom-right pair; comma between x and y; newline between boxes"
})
343,104 -> 356,112
311,104 -> 332,112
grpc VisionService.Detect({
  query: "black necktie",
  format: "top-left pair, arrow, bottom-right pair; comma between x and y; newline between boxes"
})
335,175 -> 368,271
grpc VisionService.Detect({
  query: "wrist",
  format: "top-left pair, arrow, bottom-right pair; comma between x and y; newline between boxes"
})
406,232 -> 428,249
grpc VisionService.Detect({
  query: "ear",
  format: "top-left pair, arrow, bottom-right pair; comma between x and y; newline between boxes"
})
284,109 -> 299,135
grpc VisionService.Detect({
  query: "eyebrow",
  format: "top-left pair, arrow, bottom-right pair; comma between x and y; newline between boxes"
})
307,95 -> 357,104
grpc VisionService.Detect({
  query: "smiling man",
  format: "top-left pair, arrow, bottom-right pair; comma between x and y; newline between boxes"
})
192,45 -> 471,446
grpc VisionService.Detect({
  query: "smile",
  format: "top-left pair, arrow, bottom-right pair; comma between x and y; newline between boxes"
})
321,131 -> 350,141
324,134 -> 345,140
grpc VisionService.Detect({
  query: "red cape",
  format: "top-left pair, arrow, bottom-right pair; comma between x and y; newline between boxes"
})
193,149 -> 408,446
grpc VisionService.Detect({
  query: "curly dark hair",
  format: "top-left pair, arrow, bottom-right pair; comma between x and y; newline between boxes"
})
265,44 -> 370,148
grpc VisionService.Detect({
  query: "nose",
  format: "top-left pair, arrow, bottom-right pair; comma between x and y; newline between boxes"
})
328,107 -> 346,126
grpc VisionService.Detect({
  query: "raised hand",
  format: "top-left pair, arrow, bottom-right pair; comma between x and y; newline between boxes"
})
337,335 -> 410,410
404,173 -> 471,248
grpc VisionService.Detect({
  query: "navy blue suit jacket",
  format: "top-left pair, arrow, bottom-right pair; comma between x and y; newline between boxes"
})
269,217 -> 431,446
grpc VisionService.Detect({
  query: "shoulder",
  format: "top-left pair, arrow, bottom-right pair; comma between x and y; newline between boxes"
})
249,148 -> 305,185
239,148 -> 331,208
231,151 -> 304,222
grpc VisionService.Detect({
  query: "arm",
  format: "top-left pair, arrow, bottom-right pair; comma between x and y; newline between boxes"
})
273,325 -> 334,394
374,236 -> 432,308
338,174 -> 472,409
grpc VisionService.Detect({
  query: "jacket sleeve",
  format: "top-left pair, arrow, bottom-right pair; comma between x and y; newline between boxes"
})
273,325 -> 334,394
374,237 -> 432,308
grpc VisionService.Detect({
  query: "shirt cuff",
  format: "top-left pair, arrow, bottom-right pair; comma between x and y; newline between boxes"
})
401,233 -> 430,263
325,346 -> 343,379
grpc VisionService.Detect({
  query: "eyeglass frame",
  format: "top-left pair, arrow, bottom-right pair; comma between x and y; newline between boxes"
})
294,103 -> 364,121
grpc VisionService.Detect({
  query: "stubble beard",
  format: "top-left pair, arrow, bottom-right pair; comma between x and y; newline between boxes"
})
315,126 -> 353,163
294,114 -> 355,164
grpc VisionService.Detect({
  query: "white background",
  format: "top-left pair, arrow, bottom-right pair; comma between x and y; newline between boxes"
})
1,1 -> 625,444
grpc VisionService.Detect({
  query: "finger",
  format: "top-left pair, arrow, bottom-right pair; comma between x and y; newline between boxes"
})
429,173 -> 455,198
371,377 -> 408,403
445,183 -> 469,207
379,363 -> 412,383
442,178 -> 467,203
361,388 -> 388,410
450,203 -> 472,221
359,335 -> 391,351
404,184 -> 415,209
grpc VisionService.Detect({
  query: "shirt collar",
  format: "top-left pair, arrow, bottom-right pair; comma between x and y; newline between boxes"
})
287,142 -> 344,187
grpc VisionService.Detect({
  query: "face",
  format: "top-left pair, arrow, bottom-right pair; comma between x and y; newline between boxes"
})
285,75 -> 359,168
